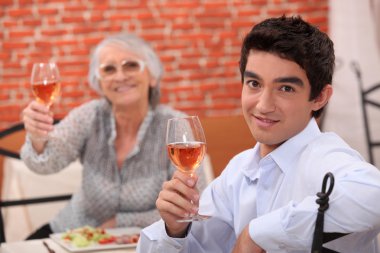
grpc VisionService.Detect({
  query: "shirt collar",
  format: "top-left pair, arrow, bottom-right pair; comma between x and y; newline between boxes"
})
108,103 -> 155,156
269,118 -> 321,174
242,118 -> 321,180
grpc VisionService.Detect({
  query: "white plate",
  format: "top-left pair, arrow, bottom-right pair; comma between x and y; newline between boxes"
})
50,227 -> 141,252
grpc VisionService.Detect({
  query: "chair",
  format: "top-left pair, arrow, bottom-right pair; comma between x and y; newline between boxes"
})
0,122 -> 72,243
200,115 -> 256,177
351,62 -> 380,165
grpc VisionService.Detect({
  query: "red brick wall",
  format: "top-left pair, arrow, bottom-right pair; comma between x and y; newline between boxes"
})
0,0 -> 329,130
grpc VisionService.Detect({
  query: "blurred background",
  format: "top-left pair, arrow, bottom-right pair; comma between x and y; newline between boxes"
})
0,0 -> 378,167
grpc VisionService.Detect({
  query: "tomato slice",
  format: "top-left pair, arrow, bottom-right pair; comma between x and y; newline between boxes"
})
98,236 -> 116,244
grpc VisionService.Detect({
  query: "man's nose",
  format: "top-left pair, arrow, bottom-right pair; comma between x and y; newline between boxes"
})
256,90 -> 276,113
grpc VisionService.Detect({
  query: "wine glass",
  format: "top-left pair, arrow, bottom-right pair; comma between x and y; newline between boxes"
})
30,62 -> 61,139
31,62 -> 61,107
166,116 -> 210,222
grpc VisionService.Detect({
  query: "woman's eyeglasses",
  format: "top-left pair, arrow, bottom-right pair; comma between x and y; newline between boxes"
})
98,59 -> 145,80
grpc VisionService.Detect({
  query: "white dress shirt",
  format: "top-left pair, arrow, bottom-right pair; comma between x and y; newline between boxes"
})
138,118 -> 380,253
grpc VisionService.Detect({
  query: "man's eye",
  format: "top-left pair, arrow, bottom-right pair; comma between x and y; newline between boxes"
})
280,86 -> 294,92
246,80 -> 260,88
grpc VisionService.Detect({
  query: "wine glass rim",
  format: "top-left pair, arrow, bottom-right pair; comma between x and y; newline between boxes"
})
168,115 -> 200,121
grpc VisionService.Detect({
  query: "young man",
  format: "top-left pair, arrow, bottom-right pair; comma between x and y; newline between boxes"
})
137,16 -> 380,253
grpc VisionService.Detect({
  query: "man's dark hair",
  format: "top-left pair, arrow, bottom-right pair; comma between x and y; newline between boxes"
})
239,15 -> 335,118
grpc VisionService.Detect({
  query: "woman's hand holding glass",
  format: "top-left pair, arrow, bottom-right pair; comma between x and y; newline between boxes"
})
22,63 -> 60,143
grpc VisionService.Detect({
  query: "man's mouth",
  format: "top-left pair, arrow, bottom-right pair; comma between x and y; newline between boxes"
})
254,115 -> 279,127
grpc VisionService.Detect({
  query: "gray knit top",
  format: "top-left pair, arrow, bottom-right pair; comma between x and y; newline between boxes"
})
20,98 -> 189,232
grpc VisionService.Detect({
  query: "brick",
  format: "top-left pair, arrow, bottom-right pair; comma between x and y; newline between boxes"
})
60,69 -> 88,78
136,12 -> 154,20
178,62 -> 200,70
9,30 -> 35,38
141,22 -> 166,30
199,20 -> 226,29
3,62 -> 22,68
62,90 -> 85,98
83,37 -> 104,46
23,19 -> 42,26
200,83 -> 220,92
70,49 -> 90,56
8,9 -> 33,17
34,40 -> 52,48
0,82 -> 21,89
113,2 -> 142,9
212,91 -> 242,100
160,55 -> 176,63
2,42 -> 29,49
252,0 -> 268,5
267,8 -> 292,16
162,76 -> 183,83
188,72 -> 210,81
237,9 -> 261,17
231,20 -> 255,29
3,20 -> 18,28
187,94 -> 205,102
0,0 -> 13,5
171,85 -> 194,92
211,103 -> 239,110
93,4 -> 110,11
0,93 -> 9,100
172,23 -> 193,30
196,10 -> 231,19
55,39 -> 78,47
72,26 -> 96,34
108,14 -> 133,21
29,51 -> 53,58
297,6 -> 323,13
0,53 -> 10,61
38,8 -> 59,15
89,14 -> 104,22
306,16 -> 328,25
159,12 -> 188,19
64,5 -> 87,12
19,0 -> 34,4
41,29 -> 67,36
203,2 -> 228,8
94,24 -> 122,32
2,72 -> 29,79
177,33 -> 213,41
62,16 -> 85,23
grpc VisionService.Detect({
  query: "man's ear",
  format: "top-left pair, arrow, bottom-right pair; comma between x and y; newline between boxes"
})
312,84 -> 333,111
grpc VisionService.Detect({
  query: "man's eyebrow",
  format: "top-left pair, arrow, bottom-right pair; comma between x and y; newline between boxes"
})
243,71 -> 262,80
274,76 -> 304,86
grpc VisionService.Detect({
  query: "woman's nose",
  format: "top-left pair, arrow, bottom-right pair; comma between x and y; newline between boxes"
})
113,68 -> 129,80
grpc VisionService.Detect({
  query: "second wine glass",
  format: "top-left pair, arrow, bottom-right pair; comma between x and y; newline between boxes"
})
31,62 -> 61,108
166,116 -> 210,222
30,62 -> 61,140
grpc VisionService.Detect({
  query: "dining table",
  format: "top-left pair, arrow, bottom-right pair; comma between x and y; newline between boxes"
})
0,238 -> 137,253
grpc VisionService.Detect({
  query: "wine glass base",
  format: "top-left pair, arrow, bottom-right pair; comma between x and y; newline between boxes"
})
176,214 -> 211,223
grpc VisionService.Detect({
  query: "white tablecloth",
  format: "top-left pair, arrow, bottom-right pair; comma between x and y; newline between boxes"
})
1,158 -> 82,242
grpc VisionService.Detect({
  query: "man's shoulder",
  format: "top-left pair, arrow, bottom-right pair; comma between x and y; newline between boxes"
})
301,131 -> 366,168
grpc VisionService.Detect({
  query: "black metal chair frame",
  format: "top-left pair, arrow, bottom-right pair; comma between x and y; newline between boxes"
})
351,61 -> 380,165
0,122 -> 72,243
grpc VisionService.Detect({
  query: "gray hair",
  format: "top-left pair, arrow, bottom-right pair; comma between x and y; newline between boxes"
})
88,33 -> 163,107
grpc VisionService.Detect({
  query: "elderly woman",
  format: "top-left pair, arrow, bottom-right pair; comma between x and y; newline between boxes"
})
21,33 -> 196,239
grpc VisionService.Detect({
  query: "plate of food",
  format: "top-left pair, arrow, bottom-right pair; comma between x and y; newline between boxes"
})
50,226 -> 141,252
